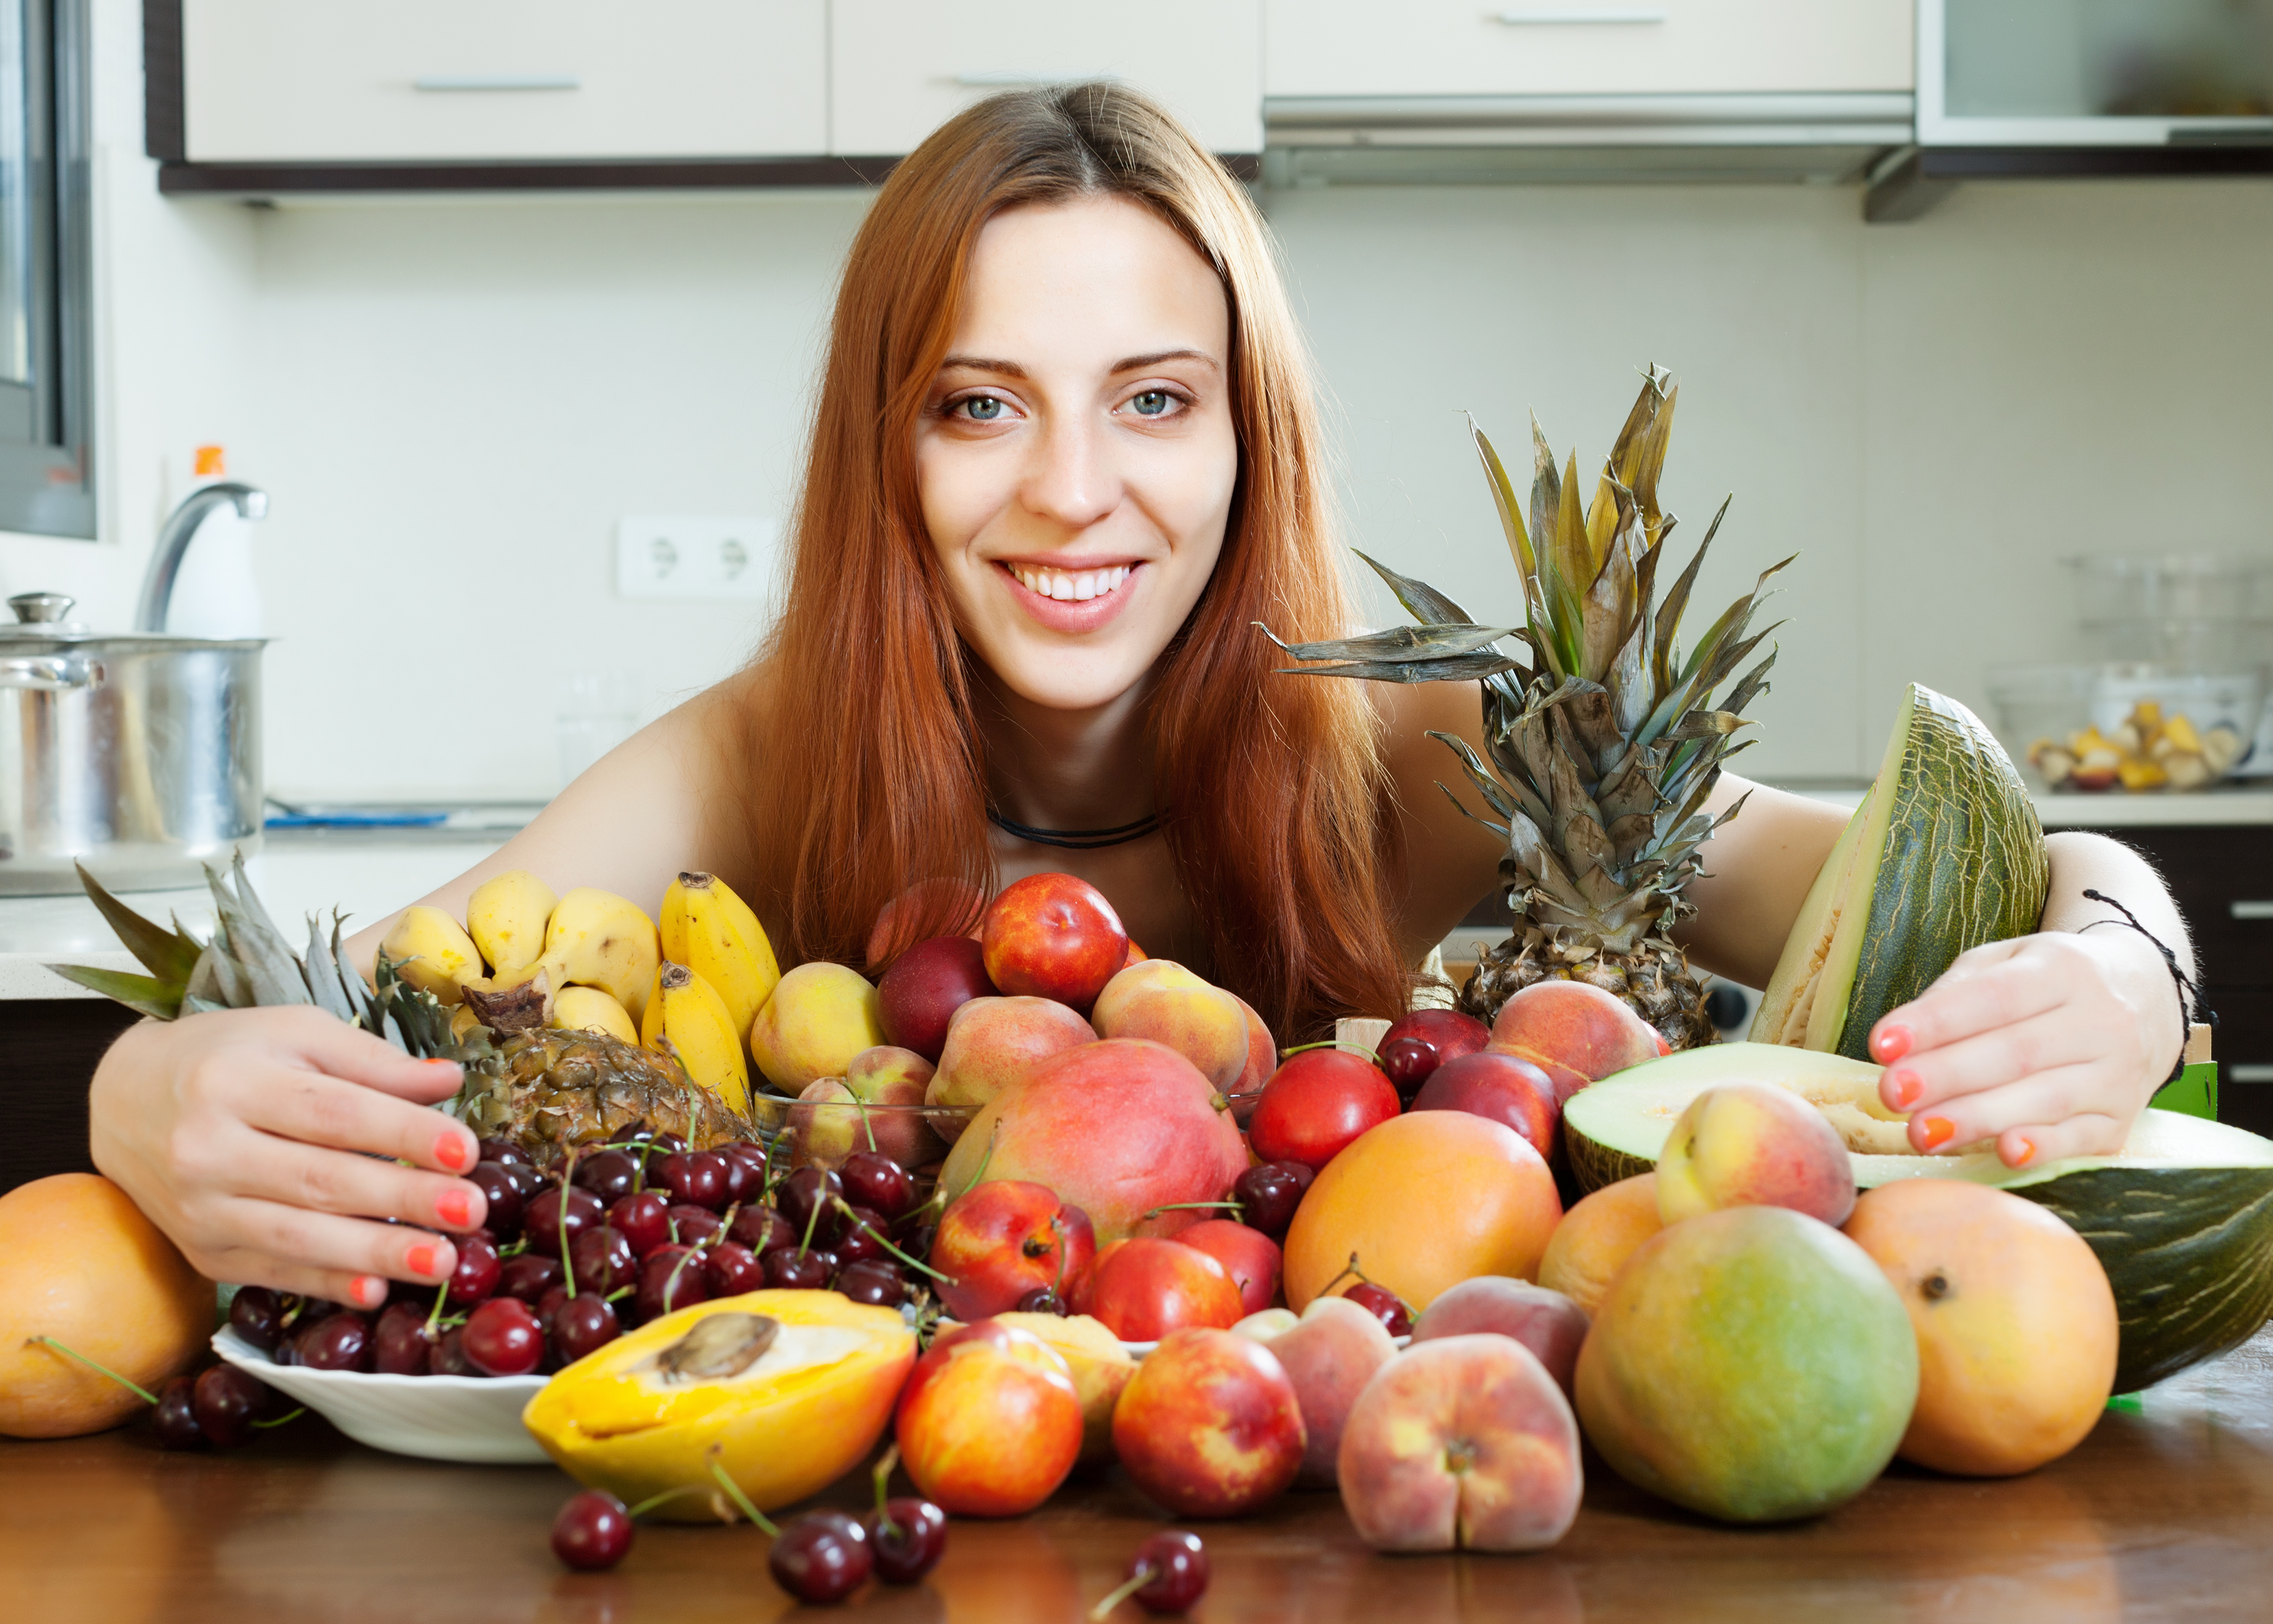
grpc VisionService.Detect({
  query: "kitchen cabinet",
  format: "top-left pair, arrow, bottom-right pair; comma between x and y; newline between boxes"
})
827,1 -> 1262,157
1265,0 -> 1914,98
175,0 -> 826,163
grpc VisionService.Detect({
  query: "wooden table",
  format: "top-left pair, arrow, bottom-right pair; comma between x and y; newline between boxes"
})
10,1326 -> 2273,1623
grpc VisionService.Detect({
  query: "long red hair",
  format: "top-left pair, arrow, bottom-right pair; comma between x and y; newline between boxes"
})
734,83 -> 1410,1041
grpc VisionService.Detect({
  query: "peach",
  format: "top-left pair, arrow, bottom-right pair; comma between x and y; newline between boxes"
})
1488,980 -> 1667,1104
1538,1173 -> 1661,1315
1283,1112 -> 1562,1313
1656,1082 -> 1856,1227
1073,1237 -> 1244,1342
1410,1277 -> 1589,1397
747,961 -> 886,1093
1175,1218 -> 1283,1317
992,1311 -> 1135,1465
1337,1333 -> 1583,1551
894,1319 -> 1083,1516
980,872 -> 1129,1014
865,877 -> 985,968
1112,1328 -> 1306,1517
933,1181 -> 1096,1323
939,1039 -> 1248,1243
1232,1307 -> 1298,1341
787,1044 -> 939,1169
924,995 -> 1095,1139
1090,960 -> 1251,1089
1262,1295 -> 1398,1488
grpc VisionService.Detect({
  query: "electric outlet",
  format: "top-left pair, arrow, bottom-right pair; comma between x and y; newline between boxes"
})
615,515 -> 776,601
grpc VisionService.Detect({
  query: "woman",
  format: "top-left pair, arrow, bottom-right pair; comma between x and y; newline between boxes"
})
90,85 -> 2194,1311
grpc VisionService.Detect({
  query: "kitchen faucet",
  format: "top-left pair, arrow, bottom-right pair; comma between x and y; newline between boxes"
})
135,481 -> 270,634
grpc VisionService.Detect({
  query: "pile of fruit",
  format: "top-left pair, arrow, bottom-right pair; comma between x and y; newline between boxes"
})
2027,699 -> 2246,793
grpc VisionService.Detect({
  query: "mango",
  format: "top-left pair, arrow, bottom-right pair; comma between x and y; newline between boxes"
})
521,1290 -> 914,1520
1538,1172 -> 1662,1316
1575,1205 -> 1917,1523
1090,960 -> 1250,1089
747,962 -> 887,1094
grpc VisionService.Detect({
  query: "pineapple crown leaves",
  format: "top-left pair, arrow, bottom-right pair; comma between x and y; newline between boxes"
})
1255,366 -> 1791,956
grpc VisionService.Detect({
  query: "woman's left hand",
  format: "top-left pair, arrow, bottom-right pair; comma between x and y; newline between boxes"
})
1867,925 -> 2185,1168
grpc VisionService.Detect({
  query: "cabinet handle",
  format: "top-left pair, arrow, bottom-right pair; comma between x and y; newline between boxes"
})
2233,901 -> 2273,920
951,71 -> 1101,88
1494,8 -> 1668,22
413,74 -> 581,94
2230,1064 -> 2273,1084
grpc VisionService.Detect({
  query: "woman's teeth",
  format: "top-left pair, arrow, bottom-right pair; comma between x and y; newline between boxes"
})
1009,564 -> 1131,602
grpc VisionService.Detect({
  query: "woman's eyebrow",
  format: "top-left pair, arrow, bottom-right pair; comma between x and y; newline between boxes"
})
938,355 -> 1029,378
1113,348 -> 1219,373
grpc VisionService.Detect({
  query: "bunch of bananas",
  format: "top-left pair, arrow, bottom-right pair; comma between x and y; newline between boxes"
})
378,869 -> 779,1118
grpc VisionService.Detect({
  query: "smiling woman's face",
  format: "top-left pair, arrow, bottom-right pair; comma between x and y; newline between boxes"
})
914,194 -> 1237,713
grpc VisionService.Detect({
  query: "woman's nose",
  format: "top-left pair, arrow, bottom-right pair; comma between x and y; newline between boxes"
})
1018,413 -> 1119,531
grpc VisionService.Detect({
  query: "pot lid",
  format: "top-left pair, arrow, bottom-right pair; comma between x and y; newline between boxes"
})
1,590 -> 268,648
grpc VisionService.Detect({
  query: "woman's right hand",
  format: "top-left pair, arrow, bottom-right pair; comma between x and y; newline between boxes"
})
89,1007 -> 490,1311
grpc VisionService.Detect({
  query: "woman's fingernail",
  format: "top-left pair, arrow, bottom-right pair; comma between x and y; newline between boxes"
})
405,1242 -> 439,1278
434,1133 -> 471,1172
2010,1136 -> 2036,1167
1874,1025 -> 1913,1063
1886,1068 -> 1923,1110
437,1189 -> 475,1229
1920,1117 -> 1956,1151
352,1275 -> 388,1309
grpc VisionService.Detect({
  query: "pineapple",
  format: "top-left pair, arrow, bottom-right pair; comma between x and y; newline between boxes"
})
50,853 -> 753,1157
1263,367 -> 1786,1049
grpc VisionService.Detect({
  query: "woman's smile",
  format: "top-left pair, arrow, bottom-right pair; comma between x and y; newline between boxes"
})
995,557 -> 1145,632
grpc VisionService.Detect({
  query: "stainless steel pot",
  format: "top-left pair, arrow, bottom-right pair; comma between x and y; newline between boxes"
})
0,590 -> 266,894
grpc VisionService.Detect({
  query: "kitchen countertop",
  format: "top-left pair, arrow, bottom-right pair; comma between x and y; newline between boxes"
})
9,1321 -> 2273,1621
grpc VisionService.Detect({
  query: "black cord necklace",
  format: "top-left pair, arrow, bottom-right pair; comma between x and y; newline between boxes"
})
986,806 -> 1163,850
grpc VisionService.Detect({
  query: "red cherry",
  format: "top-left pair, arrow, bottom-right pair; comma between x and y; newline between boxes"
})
636,1247 -> 711,1321
728,1205 -> 796,1256
768,1510 -> 872,1605
524,1185 -> 603,1259
835,1260 -> 908,1307
706,1240 -> 766,1297
373,1301 -> 436,1374
1376,1034 -> 1441,1101
465,1161 -> 524,1238
764,1248 -> 831,1290
867,1497 -> 947,1584
1129,1530 -> 1209,1613
569,1225 -> 637,1296
447,1232 -> 502,1305
462,1297 -> 544,1376
549,1293 -> 622,1364
607,1191 -> 673,1257
152,1375 -> 205,1449
497,1252 -> 564,1304
1230,1161 -> 1313,1240
840,1150 -> 917,1219
1343,1281 -> 1413,1339
552,1489 -> 635,1571
190,1364 -> 264,1449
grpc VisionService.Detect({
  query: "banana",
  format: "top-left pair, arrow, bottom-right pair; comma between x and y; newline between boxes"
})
539,888 -> 661,1025
659,871 -> 780,1046
378,906 -> 484,1006
641,961 -> 751,1117
466,869 -> 559,975
552,985 -> 638,1046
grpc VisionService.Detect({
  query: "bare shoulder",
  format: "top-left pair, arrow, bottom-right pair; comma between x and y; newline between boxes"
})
1677,774 -> 1848,988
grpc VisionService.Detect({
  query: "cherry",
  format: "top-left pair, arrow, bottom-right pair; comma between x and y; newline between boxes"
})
647,1131 -> 689,1157
728,1205 -> 795,1256
552,1489 -> 634,1571
191,1363 -> 265,1448
667,1204 -> 723,1250
636,1247 -> 710,1321
524,1185 -> 603,1259
228,1286 -> 288,1352
1231,1161 -> 1314,1242
497,1252 -> 564,1304
764,1248 -> 831,1290
1126,1530 -> 1210,1614
294,1311 -> 373,1372
833,1206 -> 889,1267
465,1162 -> 524,1239
571,1225 -> 637,1296
608,1191 -> 674,1257
501,1161 -> 546,1202
706,1240 -> 766,1297
152,1375 -> 205,1449
573,1148 -> 642,1205
1343,1281 -> 1413,1339
779,1168 -> 844,1244
660,1151 -> 731,1211
373,1301 -> 437,1374
463,1297 -> 544,1376
893,1223 -> 936,1266
550,1293 -> 622,1364
769,1510 -> 871,1605
428,1326 -> 477,1376
448,1232 -> 502,1305
1377,1034 -> 1441,1101
477,1138 -> 532,1167
868,1496 -> 946,1584
840,1150 -> 915,1219
835,1260 -> 907,1307
719,1142 -> 768,1202
1014,1286 -> 1068,1315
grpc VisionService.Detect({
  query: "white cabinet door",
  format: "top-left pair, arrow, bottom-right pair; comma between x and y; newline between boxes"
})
830,1 -> 1262,156
1265,0 -> 1913,98
182,1 -> 827,163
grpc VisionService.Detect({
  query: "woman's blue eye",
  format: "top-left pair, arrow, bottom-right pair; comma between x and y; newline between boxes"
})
1131,390 -> 1173,417
961,395 -> 1005,421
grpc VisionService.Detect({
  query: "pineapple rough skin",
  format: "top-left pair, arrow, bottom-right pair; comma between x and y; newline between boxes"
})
455,1026 -> 756,1158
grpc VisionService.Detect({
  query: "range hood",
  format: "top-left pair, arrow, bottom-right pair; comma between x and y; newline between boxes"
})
1262,91 -> 1915,187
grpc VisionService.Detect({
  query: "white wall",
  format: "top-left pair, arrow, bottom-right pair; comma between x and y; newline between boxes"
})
5,7 -> 2271,799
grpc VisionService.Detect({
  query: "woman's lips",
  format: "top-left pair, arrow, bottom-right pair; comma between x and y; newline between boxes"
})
996,559 -> 1143,634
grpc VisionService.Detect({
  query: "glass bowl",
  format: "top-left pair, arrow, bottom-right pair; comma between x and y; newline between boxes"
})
750,1088 -> 976,1175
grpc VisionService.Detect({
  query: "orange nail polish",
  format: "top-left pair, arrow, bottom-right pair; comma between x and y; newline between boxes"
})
2011,1136 -> 2036,1167
353,1275 -> 387,1309
434,1133 -> 471,1172
1874,1025 -> 1913,1063
437,1189 -> 474,1229
1920,1117 -> 1956,1151
405,1242 -> 438,1278
1886,1069 -> 1922,1110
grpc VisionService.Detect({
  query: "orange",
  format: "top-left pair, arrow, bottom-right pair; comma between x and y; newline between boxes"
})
1538,1172 -> 1662,1315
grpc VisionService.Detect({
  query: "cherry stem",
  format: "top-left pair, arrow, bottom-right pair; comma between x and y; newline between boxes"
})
424,1276 -> 450,1338
1139,1200 -> 1242,1222
948,1123 -> 1000,1206
28,1336 -> 157,1405
559,1145 -> 581,1298
706,1451 -> 780,1535
625,1483 -> 710,1519
1315,1251 -> 1414,1314
1281,1038 -> 1384,1068
1090,1563 -> 1162,1622
831,1197 -> 952,1282
798,1185 -> 825,1259
872,1443 -> 902,1536
250,1408 -> 306,1429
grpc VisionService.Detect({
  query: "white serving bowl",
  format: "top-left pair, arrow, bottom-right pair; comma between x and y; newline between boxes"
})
211,1326 -> 550,1464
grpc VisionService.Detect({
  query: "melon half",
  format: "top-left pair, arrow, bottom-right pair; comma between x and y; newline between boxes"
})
1565,1043 -> 2273,1394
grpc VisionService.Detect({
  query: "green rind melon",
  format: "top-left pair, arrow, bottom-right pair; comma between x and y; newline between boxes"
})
1565,1043 -> 2273,1393
1751,684 -> 2049,1060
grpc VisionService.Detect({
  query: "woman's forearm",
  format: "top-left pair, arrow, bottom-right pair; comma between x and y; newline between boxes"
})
2041,830 -> 2196,980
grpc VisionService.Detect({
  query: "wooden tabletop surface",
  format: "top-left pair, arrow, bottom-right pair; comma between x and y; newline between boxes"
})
9,1324 -> 2273,1623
